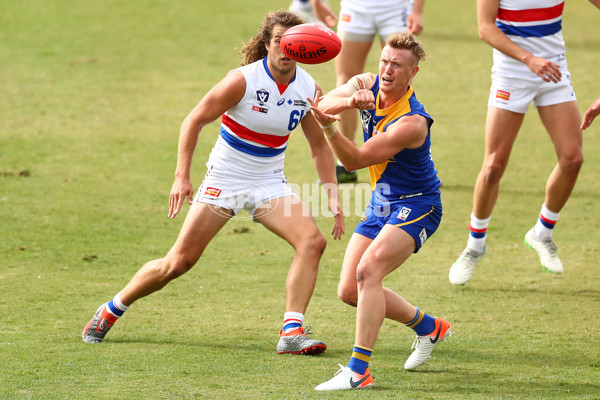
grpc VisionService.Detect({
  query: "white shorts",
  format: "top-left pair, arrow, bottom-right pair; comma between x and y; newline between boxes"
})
194,171 -> 297,218
337,0 -> 412,42
488,57 -> 576,113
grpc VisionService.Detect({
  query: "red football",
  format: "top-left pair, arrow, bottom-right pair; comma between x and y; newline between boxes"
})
281,23 -> 341,64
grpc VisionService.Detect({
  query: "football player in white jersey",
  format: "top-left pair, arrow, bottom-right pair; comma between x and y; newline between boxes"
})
449,0 -> 600,285
311,0 -> 425,182
82,11 -> 344,356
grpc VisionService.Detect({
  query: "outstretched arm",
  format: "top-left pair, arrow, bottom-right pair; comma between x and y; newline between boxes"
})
316,72 -> 377,116
301,89 -> 345,239
168,71 -> 245,218
309,92 -> 428,171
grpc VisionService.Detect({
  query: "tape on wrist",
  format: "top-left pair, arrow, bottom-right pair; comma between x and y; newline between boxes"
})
321,123 -> 337,138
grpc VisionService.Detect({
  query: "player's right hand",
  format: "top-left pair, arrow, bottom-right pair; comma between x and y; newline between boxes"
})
526,55 -> 561,83
168,178 -> 194,219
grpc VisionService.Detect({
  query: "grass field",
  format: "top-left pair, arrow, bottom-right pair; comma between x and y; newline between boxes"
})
2,1 -> 600,399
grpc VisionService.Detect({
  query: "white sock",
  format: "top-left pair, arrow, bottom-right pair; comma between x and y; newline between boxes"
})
467,213 -> 491,253
534,204 -> 560,240
283,311 -> 304,333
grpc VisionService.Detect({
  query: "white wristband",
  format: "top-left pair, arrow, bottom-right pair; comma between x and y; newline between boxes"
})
321,123 -> 337,138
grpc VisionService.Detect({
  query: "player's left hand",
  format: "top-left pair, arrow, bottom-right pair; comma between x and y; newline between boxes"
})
328,196 -> 345,240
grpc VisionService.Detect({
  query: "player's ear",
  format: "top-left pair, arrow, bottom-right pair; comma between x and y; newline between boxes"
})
410,65 -> 419,79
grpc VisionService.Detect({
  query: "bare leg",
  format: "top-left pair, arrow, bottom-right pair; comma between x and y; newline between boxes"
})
353,226 -> 417,349
255,196 -> 327,314
472,107 -> 524,219
338,232 -> 416,323
537,101 -> 583,212
120,203 -> 232,305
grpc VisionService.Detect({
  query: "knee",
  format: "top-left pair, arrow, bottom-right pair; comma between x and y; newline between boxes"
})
297,232 -> 327,260
356,261 -> 382,289
482,157 -> 508,184
159,254 -> 196,282
559,151 -> 583,174
337,282 -> 357,307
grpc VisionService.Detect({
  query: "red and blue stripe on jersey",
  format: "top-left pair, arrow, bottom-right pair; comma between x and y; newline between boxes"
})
496,0 -> 564,38
220,114 -> 289,157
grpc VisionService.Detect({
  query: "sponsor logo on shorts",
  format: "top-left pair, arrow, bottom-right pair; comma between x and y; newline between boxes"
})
419,228 -> 428,245
398,207 -> 412,221
496,89 -> 510,101
252,105 -> 268,113
341,13 -> 351,23
204,187 -> 222,197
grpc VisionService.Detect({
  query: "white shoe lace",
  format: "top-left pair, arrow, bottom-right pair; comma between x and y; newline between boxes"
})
332,364 -> 347,377
410,336 -> 422,350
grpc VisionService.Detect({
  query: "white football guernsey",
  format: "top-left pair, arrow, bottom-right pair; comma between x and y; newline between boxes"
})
493,0 -> 567,76
207,58 -> 315,180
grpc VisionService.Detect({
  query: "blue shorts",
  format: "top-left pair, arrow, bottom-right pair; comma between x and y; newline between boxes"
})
354,193 -> 442,253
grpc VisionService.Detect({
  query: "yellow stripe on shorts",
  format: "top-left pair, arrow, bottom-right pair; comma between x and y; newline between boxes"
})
394,206 -> 435,228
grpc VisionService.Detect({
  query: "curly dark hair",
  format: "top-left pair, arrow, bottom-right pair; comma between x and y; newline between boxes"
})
239,10 -> 304,65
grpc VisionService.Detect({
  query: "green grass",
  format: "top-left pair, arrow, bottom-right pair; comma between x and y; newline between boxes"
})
2,0 -> 600,398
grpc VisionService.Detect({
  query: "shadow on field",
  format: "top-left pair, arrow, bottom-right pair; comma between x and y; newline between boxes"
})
450,284 -> 600,299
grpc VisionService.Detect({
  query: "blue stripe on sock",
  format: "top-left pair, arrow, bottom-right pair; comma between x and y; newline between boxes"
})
107,300 -> 124,317
348,346 -> 372,375
540,217 -> 555,229
470,231 -> 486,239
283,322 -> 302,331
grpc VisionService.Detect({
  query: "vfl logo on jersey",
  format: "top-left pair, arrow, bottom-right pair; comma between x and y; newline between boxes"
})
256,89 -> 270,105
204,187 -> 222,197
361,110 -> 372,132
496,89 -> 510,101
419,228 -> 428,246
253,88 -> 270,113
398,207 -> 412,221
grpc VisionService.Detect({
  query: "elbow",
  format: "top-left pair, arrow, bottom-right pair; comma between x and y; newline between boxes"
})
478,27 -> 488,41
341,159 -> 360,172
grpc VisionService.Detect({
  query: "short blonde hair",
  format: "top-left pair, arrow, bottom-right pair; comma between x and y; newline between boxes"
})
385,31 -> 427,65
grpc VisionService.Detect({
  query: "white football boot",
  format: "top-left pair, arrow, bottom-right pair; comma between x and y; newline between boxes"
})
449,246 -> 486,285
524,228 -> 563,273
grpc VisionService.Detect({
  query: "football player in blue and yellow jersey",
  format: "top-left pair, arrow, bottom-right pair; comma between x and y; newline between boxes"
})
310,31 -> 450,391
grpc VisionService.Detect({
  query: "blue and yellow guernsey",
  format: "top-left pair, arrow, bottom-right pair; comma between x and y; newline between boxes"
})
360,76 -> 441,200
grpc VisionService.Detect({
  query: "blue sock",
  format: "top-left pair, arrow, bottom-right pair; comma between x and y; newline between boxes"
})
347,345 -> 372,375
405,308 -> 436,336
